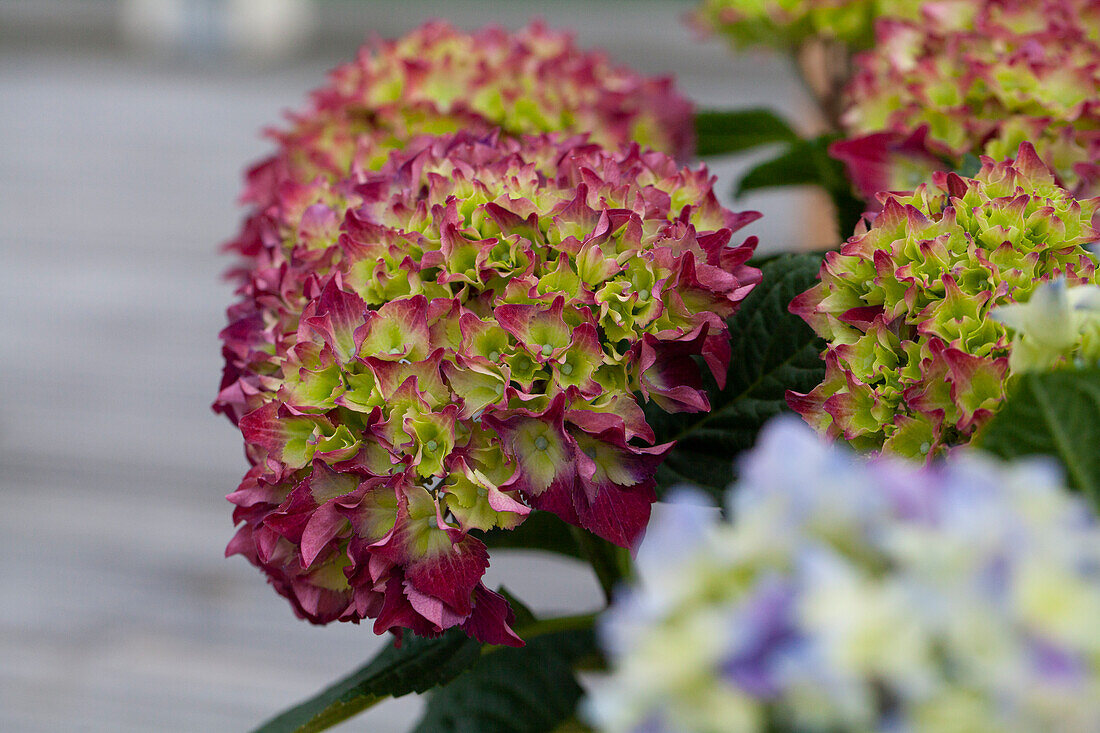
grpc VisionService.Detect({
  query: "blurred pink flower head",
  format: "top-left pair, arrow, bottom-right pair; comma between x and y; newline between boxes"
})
236,20 -> 694,214
839,0 -> 1100,205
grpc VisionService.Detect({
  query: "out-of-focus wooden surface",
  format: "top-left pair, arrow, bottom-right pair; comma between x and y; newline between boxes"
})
0,5 -> 811,730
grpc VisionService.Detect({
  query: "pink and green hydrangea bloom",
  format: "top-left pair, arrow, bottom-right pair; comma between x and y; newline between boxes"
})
690,0 -> 948,51
588,417 -> 1100,733
789,144 -> 1099,459
216,132 -> 761,643
231,20 -> 693,220
838,1 -> 1100,204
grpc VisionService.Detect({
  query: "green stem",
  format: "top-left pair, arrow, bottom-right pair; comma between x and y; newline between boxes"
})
570,526 -> 630,604
522,611 -> 598,640
480,610 -> 599,657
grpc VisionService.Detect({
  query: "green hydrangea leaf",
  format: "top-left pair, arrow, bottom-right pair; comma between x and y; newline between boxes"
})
646,254 -> 827,496
412,628 -> 597,733
250,630 -> 481,733
476,509 -> 584,560
693,108 -> 798,157
974,368 -> 1100,505
736,134 -> 865,240
956,152 -> 983,178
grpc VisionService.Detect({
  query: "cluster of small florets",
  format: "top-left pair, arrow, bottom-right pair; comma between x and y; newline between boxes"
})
690,0 -> 937,51
215,132 -> 760,643
232,20 -> 693,219
788,144 -> 1099,459
837,0 -> 1100,204
588,418 -> 1100,733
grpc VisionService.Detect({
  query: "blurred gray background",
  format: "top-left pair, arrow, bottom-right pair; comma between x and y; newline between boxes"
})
0,1 -> 816,730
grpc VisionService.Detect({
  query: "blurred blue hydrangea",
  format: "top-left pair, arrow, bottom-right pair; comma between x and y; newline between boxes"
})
587,417 -> 1100,733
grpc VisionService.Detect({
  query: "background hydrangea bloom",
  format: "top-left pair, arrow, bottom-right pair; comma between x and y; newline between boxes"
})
690,0 -> 939,51
588,417 -> 1100,733
837,0 -> 1100,204
788,144 -> 1099,459
214,131 -> 761,642
232,20 -> 694,219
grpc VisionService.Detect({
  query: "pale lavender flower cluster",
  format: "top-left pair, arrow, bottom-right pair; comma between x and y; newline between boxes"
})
588,418 -> 1100,733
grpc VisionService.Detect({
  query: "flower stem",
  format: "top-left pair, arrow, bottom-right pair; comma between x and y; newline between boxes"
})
570,526 -> 630,604
519,611 -> 599,639
482,610 -> 599,656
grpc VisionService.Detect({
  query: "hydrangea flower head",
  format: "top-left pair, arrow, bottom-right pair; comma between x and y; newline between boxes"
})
235,20 -> 693,214
839,1 -> 1100,203
690,0 -> 947,51
215,132 -> 761,643
788,144 -> 1099,458
588,417 -> 1100,733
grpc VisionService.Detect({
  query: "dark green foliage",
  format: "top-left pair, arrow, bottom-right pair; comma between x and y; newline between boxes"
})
694,108 -> 797,157
975,369 -> 1100,506
251,630 -> 481,733
956,153 -> 982,178
478,509 -> 584,560
736,133 -> 865,241
646,254 -> 826,496
412,629 -> 597,733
